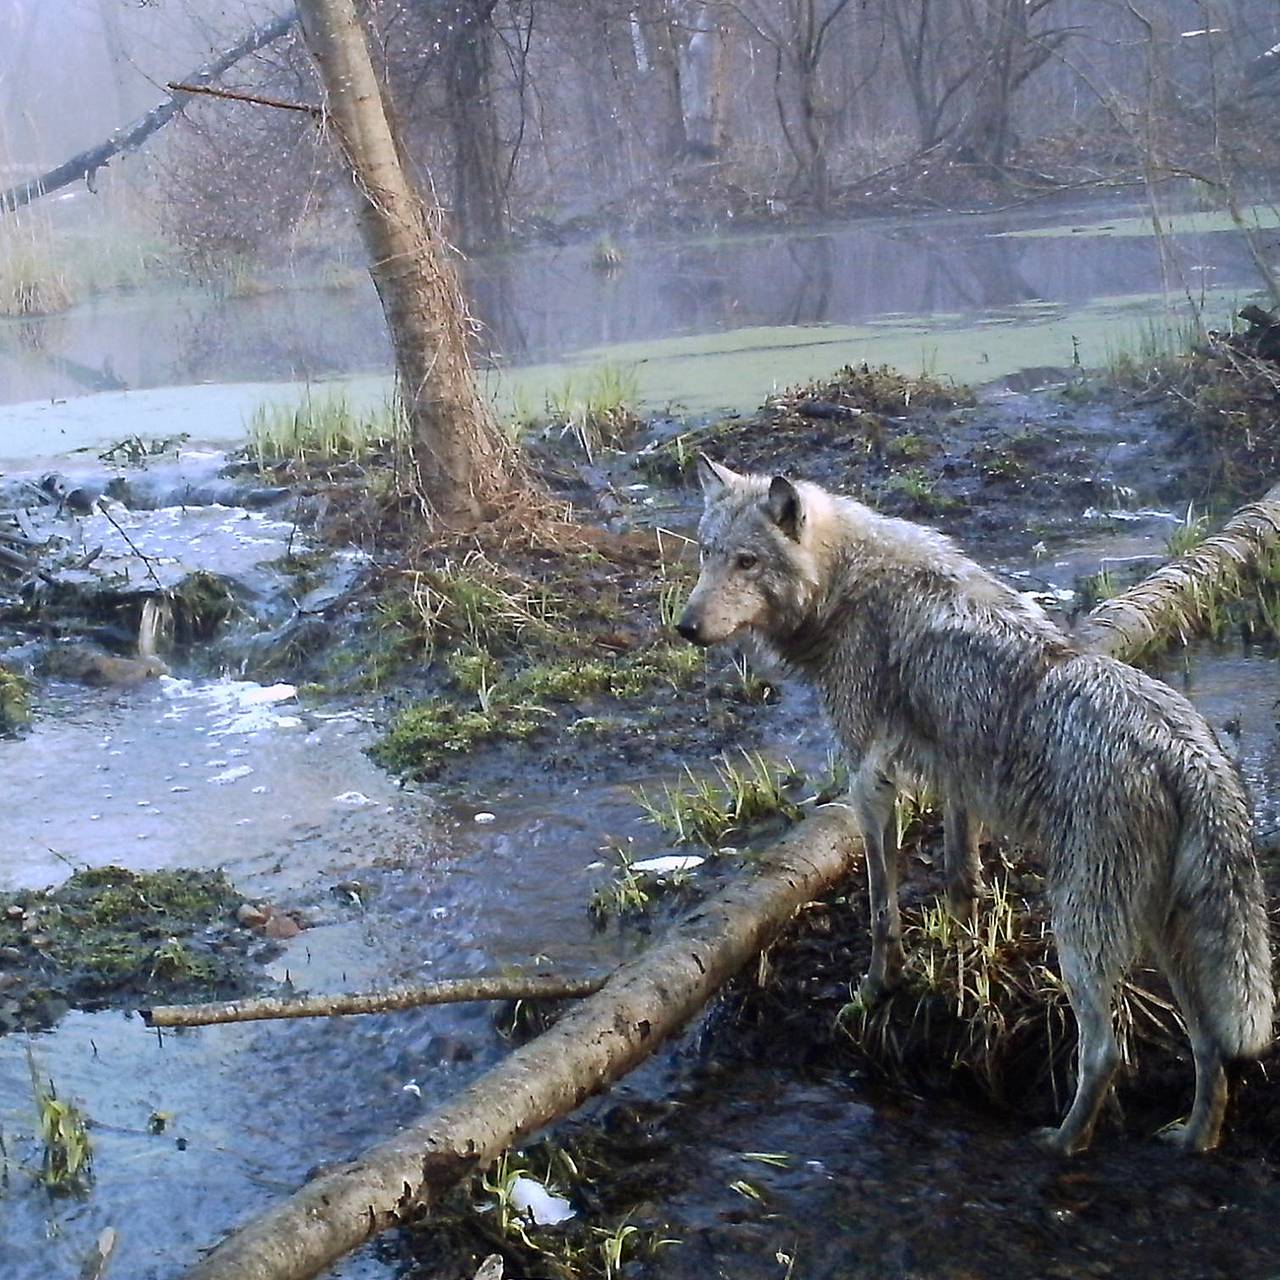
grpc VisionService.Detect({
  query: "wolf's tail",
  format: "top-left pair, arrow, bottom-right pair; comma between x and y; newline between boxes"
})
1170,762 -> 1274,1059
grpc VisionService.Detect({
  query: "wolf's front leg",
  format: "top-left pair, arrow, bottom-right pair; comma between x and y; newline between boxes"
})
853,759 -> 902,1004
943,790 -> 985,924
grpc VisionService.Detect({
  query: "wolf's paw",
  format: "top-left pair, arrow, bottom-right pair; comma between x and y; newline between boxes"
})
1157,1123 -> 1216,1154
1031,1126 -> 1084,1156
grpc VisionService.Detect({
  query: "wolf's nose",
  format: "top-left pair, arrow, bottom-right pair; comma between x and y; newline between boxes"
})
675,617 -> 704,645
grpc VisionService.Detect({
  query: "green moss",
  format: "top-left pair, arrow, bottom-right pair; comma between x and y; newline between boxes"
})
371,640 -> 705,778
0,866 -> 244,1004
0,665 -> 30,732
885,433 -> 935,462
172,571 -> 237,639
370,700 -> 545,777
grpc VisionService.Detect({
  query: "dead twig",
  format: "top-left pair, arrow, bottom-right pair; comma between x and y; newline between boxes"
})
141,971 -> 608,1028
167,81 -> 322,118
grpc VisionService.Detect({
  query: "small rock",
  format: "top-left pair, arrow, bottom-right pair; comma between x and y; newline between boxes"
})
262,913 -> 302,940
6,904 -> 23,919
473,811 -> 496,824
236,903 -> 269,928
0,946 -> 23,963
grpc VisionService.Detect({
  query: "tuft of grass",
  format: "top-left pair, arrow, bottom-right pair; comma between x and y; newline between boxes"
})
1166,503 -> 1210,558
589,847 -> 653,920
1104,314 -> 1203,381
464,1144 -> 679,1279
840,881 -> 1181,1102
887,467 -> 937,503
27,1049 -> 92,1191
0,216 -> 75,316
403,552 -> 567,657
1078,566 -> 1120,608
246,393 -> 404,469
545,362 -> 643,458
634,751 -> 803,847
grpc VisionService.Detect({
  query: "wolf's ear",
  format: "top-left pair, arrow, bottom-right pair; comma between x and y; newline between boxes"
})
766,475 -> 803,540
696,454 -> 740,500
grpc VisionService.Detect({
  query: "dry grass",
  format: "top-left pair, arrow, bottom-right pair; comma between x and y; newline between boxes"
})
840,880 -> 1183,1105
0,212 -> 75,317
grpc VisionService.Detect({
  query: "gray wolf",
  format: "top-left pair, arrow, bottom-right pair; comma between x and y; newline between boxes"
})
677,456 -> 1273,1154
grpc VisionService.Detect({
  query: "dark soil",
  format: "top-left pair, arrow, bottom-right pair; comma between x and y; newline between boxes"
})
368,355 -> 1280,1280
635,361 -> 1200,557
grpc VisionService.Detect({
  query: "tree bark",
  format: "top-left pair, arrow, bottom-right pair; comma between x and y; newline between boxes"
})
0,11 -> 299,213
178,479 -> 1280,1280
294,0 -> 528,526
446,11 -> 508,247
141,972 -> 607,1028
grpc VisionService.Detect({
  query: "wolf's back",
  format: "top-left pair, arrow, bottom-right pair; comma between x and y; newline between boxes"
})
1169,752 -> 1274,1059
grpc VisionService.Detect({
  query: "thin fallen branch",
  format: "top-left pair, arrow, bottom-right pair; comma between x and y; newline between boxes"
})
141,972 -> 607,1027
180,478 -> 1280,1280
0,10 -> 297,213
1076,480 -> 1280,657
166,82 -> 322,117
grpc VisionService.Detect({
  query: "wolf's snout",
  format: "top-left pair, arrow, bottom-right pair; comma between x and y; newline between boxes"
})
675,613 -> 707,646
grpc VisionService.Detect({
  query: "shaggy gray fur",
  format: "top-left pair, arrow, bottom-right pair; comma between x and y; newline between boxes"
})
678,457 -> 1273,1154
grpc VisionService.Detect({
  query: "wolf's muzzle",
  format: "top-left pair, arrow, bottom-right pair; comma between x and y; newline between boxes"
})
675,615 -> 709,646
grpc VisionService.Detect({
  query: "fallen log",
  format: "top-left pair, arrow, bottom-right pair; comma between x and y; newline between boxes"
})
1075,480 -> 1280,657
0,11 -> 298,213
141,971 -> 607,1028
181,479 -> 1280,1280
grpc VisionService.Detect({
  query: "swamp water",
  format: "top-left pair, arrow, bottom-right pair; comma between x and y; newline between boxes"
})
0,202 -> 1278,1279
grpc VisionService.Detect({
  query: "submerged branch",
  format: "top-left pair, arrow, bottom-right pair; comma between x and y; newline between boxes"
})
141,972 -> 607,1027
181,807 -> 863,1280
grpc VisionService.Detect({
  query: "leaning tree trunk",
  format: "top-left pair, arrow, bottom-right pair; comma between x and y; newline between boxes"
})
178,481 -> 1280,1280
295,0 -> 525,526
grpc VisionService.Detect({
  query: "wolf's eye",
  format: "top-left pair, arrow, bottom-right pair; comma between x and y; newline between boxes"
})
735,553 -> 758,571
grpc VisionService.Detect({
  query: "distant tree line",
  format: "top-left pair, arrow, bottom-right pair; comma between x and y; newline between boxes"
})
143,0 -> 1280,253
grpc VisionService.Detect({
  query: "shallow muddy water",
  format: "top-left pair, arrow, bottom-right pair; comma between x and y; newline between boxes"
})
2,436 -> 1277,1278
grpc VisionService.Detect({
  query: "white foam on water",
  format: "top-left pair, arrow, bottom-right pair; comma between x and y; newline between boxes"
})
160,677 -> 300,737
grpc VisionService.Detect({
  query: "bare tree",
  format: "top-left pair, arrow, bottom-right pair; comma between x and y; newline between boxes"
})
887,0 -> 1073,169
295,0 -> 530,525
726,0 -> 854,210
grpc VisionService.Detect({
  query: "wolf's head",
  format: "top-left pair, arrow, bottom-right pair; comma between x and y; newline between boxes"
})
676,457 -> 827,648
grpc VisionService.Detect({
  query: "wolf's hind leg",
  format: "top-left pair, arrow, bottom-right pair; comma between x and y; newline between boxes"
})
854,761 -> 902,1004
1155,944 -> 1229,1153
943,792 -> 984,924
1034,935 -> 1122,1155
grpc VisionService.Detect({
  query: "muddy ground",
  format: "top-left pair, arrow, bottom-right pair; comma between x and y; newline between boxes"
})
3,351 -> 1280,1279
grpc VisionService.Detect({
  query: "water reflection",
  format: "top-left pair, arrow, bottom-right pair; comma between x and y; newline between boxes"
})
0,199 -> 1266,406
